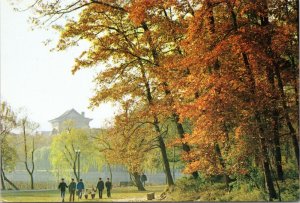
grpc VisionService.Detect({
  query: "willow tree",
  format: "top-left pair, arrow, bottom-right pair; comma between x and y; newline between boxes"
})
50,127 -> 98,181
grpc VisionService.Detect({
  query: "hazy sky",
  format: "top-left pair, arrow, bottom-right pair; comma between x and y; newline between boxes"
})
1,1 -> 117,131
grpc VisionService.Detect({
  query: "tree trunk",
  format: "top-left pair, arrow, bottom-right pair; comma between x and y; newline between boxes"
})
274,64 -> 299,166
132,172 -> 146,191
1,170 -> 19,190
157,134 -> 174,186
215,143 -> 231,189
0,154 -> 6,190
259,135 -> 278,200
30,173 -> 34,190
172,113 -> 199,179
139,61 -> 174,187
107,162 -> 112,182
254,112 -> 278,200
242,52 -> 277,200
285,142 -> 290,163
272,110 -> 284,181
264,61 -> 284,182
0,170 -> 5,190
73,155 -> 79,182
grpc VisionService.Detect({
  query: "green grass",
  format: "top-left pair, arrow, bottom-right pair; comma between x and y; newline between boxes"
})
0,185 -> 166,202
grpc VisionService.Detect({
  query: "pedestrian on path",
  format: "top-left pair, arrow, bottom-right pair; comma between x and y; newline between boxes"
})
96,177 -> 104,199
105,178 -> 112,198
77,179 -> 85,199
141,173 -> 147,187
58,178 -> 68,202
68,178 -> 76,202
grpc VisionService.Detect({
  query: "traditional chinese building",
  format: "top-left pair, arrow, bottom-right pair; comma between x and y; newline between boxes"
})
49,108 -> 92,133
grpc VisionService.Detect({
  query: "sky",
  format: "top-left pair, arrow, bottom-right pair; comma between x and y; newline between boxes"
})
0,1 -> 117,131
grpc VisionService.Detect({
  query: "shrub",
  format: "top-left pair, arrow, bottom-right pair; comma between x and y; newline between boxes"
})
175,176 -> 203,193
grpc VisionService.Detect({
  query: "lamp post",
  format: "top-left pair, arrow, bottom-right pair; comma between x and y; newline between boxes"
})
75,149 -> 81,181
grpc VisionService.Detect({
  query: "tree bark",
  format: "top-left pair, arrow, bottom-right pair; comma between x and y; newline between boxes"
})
215,143 -> 231,189
272,110 -> 284,181
157,133 -> 174,186
256,114 -> 278,200
107,162 -> 112,182
274,64 -> 299,166
172,113 -> 199,179
73,154 -> 79,182
1,169 -> 19,190
132,172 -> 146,191
265,61 -> 284,181
0,170 -> 5,190
29,172 -> 34,190
0,153 -> 6,190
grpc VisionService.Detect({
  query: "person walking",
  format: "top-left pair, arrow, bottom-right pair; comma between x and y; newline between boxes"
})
96,178 -> 104,199
105,178 -> 112,198
76,179 -> 85,199
68,178 -> 76,202
58,178 -> 68,202
141,173 -> 147,187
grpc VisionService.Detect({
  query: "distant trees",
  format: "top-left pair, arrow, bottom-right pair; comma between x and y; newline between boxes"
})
0,102 -> 18,190
0,102 -> 43,190
1,137 -> 19,190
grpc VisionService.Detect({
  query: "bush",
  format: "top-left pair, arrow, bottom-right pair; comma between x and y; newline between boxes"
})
279,178 -> 300,201
162,176 -> 203,201
175,176 -> 203,193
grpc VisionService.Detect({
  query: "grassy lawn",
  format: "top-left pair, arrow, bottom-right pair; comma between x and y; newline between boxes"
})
0,185 -> 166,202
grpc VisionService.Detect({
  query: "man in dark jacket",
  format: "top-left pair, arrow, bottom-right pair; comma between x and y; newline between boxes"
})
68,178 -> 76,202
140,173 -> 147,187
105,178 -> 112,198
58,178 -> 68,202
96,178 -> 104,199
76,179 -> 85,199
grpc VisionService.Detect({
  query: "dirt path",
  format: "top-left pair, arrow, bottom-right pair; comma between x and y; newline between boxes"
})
112,197 -> 147,202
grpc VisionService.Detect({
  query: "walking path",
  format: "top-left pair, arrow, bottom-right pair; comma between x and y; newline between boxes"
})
113,197 -> 147,202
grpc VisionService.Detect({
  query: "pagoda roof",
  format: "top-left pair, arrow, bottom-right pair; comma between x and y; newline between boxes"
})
49,108 -> 92,123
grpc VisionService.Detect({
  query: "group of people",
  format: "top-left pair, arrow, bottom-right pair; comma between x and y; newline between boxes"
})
58,178 -> 112,202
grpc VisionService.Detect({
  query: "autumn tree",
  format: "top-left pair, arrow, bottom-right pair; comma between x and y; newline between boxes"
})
100,100 -> 170,191
18,0 -> 298,199
149,0 -> 298,200
23,0 -> 202,184
51,2 -> 178,186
